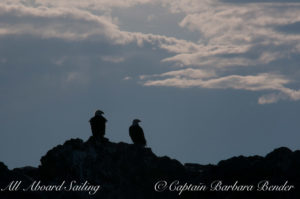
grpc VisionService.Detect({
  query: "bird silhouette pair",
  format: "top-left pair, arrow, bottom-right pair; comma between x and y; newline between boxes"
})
89,110 -> 147,147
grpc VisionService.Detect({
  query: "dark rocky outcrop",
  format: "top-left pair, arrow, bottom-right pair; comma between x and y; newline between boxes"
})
0,138 -> 299,199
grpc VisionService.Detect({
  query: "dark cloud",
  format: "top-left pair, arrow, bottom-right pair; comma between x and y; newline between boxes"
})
275,22 -> 300,34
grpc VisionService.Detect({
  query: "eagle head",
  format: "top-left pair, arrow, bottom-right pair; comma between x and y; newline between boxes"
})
132,119 -> 141,125
95,110 -> 104,116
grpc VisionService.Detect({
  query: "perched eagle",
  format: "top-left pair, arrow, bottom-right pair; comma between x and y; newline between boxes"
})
129,119 -> 147,147
89,110 -> 107,140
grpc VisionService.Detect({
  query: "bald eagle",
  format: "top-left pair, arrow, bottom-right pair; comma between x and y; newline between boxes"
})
89,110 -> 107,140
129,119 -> 147,147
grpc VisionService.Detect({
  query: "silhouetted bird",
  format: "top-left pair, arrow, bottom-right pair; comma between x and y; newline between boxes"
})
89,110 -> 107,141
129,119 -> 147,147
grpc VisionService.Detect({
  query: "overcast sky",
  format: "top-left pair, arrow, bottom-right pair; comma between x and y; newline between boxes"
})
1,0 -> 300,169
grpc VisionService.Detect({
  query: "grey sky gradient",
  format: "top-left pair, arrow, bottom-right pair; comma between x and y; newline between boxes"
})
1,0 -> 300,169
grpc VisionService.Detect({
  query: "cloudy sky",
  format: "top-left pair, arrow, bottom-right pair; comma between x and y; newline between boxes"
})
1,0 -> 300,169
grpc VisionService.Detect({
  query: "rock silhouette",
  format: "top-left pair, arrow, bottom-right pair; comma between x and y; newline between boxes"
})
0,138 -> 299,199
129,119 -> 147,147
